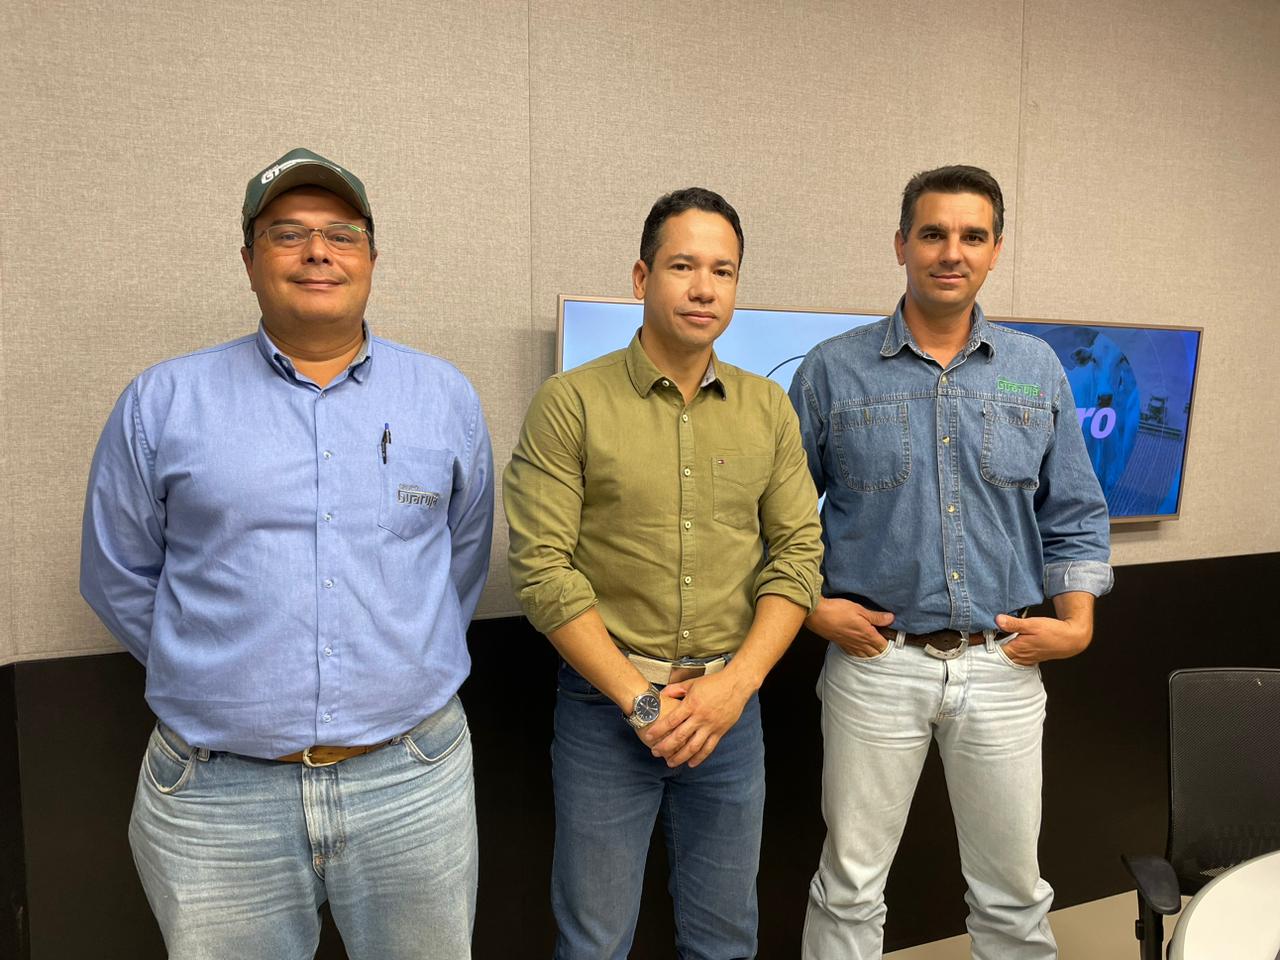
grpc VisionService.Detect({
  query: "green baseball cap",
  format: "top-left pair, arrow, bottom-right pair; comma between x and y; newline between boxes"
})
241,147 -> 373,246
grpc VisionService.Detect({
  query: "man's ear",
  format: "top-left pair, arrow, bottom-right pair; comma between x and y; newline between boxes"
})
631,259 -> 648,301
893,229 -> 907,267
241,247 -> 256,291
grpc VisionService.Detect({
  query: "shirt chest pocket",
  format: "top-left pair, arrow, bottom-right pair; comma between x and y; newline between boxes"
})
980,401 -> 1051,490
378,446 -> 454,541
831,402 -> 911,492
712,454 -> 771,530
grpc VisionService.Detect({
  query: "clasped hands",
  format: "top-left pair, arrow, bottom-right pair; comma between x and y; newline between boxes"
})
635,669 -> 752,769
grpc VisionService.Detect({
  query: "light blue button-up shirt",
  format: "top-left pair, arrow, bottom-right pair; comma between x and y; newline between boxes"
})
81,324 -> 494,758
789,300 -> 1112,635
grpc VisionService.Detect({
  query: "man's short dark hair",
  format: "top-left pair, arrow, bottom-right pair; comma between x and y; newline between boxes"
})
899,165 -> 1004,241
639,187 -> 744,269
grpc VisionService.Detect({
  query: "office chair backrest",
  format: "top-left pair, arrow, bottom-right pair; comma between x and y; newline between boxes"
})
1167,668 -> 1280,893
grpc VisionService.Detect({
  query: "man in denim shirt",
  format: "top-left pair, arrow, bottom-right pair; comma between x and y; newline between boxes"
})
790,165 -> 1112,959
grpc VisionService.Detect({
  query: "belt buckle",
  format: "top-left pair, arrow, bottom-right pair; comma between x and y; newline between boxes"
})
923,631 -> 966,661
301,745 -> 341,768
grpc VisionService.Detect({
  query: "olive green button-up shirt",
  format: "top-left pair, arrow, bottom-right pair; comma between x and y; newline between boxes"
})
504,334 -> 823,659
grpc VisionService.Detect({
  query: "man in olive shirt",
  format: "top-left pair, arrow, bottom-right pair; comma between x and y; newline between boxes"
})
504,187 -> 822,960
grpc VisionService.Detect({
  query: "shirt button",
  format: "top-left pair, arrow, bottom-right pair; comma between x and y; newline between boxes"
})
947,504 -> 956,513
323,578 -> 334,589
683,576 -> 692,585
322,512 -> 332,522
661,379 -> 670,387
684,520 -> 692,529
940,375 -> 948,385
322,450 -> 333,460
323,646 -> 333,657
951,571 -> 960,581
682,630 -> 690,639
683,467 -> 691,477
942,436 -> 950,445
681,413 -> 689,422
322,713 -> 332,723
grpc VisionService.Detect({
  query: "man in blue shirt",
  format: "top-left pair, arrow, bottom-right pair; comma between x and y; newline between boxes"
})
790,165 -> 1112,960
80,148 -> 494,960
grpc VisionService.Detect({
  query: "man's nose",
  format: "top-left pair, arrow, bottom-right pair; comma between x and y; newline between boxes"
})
303,230 -> 332,263
689,268 -> 715,300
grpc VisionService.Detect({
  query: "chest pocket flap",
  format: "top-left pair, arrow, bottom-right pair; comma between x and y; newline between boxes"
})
378,446 -> 454,541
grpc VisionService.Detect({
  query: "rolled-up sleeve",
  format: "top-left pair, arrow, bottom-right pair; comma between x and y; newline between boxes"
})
1038,372 -> 1114,599
503,376 -> 599,634
753,388 -> 824,613
80,382 -> 166,662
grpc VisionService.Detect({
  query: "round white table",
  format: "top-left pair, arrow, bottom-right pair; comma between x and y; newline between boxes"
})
1169,849 -> 1280,959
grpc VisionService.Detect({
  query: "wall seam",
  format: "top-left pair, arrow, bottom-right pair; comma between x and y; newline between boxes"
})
526,0 -> 537,382
1011,0 -> 1030,316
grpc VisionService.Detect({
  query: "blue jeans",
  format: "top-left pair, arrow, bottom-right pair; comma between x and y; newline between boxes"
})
802,638 -> 1056,960
129,695 -> 477,960
551,662 -> 765,960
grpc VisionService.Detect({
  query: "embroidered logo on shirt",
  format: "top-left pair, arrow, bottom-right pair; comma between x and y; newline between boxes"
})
996,377 -> 1044,399
396,484 -> 440,508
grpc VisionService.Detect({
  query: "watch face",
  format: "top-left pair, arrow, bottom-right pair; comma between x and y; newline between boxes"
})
633,693 -> 661,725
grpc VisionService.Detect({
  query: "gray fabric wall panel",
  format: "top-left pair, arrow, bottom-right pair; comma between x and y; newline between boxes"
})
1,0 -> 1277,664
0,0 -> 532,660
528,0 -> 1023,338
1015,0 -> 1280,564
0,257 -> 11,666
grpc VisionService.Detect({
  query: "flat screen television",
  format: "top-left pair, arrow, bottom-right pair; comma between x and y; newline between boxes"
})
557,296 -> 1203,523
993,318 -> 1202,523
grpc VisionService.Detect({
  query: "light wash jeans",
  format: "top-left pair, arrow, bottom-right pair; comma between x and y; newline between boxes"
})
129,695 -> 477,960
550,662 -> 765,960
802,638 -> 1056,960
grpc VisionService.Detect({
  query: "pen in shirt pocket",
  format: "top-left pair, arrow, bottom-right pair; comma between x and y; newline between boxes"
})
380,423 -> 391,464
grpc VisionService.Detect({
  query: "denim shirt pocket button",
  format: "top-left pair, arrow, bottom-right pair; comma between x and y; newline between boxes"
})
832,401 -> 911,492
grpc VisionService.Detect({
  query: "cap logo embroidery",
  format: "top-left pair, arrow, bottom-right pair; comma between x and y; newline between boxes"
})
260,157 -> 339,185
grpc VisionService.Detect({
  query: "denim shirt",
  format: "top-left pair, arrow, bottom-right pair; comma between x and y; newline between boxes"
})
789,300 -> 1112,635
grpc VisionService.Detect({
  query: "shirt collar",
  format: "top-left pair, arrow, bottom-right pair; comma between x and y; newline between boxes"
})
255,322 -> 374,383
623,331 -> 727,399
880,297 -> 997,362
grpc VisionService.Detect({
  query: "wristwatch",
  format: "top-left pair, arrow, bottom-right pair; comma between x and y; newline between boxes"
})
625,685 -> 662,730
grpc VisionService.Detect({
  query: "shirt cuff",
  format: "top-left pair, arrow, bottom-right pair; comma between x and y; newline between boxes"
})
519,572 -> 599,636
754,568 -> 822,616
1044,560 -> 1114,599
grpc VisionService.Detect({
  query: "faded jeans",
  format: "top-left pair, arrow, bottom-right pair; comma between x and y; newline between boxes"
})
129,695 -> 477,960
802,638 -> 1056,960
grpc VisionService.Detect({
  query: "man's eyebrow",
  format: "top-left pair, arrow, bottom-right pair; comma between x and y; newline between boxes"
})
667,252 -> 738,268
916,222 -> 990,239
265,218 -> 361,227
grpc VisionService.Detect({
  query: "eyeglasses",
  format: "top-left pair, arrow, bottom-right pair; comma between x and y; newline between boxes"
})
251,223 -> 372,252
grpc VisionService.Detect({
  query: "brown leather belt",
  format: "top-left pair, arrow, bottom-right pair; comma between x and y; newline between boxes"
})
276,741 -> 395,768
877,626 -> 989,661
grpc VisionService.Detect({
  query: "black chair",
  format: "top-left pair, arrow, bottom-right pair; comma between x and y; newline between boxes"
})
1121,667 -> 1280,959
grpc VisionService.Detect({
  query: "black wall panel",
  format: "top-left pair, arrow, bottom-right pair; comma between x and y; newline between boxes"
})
5,552 -> 1279,958
0,667 -> 27,960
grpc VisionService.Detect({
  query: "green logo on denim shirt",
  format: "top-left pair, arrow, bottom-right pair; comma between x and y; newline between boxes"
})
996,377 -> 1044,399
